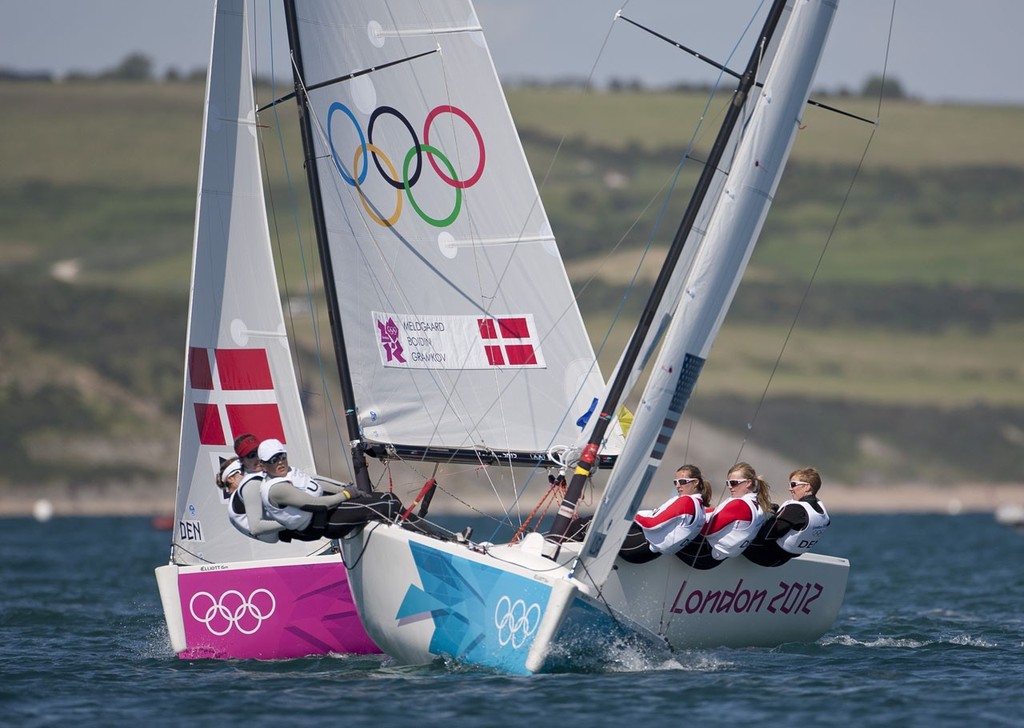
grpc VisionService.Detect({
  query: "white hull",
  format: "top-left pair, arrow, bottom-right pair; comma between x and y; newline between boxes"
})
604,550 -> 848,649
341,525 -> 848,673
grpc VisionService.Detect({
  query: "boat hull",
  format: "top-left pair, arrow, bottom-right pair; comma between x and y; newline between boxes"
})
604,551 -> 849,648
341,524 -> 848,673
155,553 -> 379,659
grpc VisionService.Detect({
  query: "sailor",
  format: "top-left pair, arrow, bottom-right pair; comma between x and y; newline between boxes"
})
676,462 -> 772,570
234,433 -> 263,477
219,433 -> 285,542
743,467 -> 830,567
619,464 -> 711,563
256,438 -> 407,541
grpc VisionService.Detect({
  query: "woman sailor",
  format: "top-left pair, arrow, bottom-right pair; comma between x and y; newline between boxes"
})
676,462 -> 772,570
619,464 -> 712,563
744,467 -> 830,567
219,455 -> 283,543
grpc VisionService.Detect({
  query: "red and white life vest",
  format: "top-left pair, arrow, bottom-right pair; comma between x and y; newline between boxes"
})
635,494 -> 706,553
702,492 -> 765,560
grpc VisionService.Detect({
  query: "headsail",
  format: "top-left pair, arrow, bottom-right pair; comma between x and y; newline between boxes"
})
172,0 -> 319,565
285,0 -> 617,465
575,0 -> 838,590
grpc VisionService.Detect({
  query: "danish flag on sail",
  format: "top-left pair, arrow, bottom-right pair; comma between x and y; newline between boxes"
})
478,316 -> 538,366
188,347 -> 286,446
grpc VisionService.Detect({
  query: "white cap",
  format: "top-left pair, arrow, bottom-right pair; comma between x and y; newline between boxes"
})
258,438 -> 287,462
222,459 -> 243,479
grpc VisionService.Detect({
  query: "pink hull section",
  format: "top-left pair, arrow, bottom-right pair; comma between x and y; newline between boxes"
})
176,561 -> 378,659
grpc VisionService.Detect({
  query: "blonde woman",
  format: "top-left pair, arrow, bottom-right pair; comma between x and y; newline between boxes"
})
676,462 -> 771,570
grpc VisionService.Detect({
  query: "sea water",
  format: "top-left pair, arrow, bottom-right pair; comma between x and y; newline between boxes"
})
1,512 -> 1022,726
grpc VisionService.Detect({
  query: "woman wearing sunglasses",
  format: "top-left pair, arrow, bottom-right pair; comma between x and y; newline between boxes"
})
253,438 -> 406,542
676,462 -> 772,570
221,433 -> 293,543
743,467 -> 830,567
619,465 -> 713,563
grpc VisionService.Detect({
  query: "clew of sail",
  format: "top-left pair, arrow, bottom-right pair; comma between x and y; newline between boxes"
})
287,0 -> 617,463
574,0 -> 838,592
171,0 -> 319,565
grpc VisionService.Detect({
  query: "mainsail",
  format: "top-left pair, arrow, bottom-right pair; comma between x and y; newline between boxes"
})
171,0 -> 319,565
284,0 -> 616,465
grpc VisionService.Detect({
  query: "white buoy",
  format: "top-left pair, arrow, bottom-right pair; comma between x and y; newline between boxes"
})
32,499 -> 54,522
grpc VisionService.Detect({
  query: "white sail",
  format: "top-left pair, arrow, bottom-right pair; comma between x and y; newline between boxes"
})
288,1 -> 615,460
171,0 -> 319,565
575,0 -> 838,590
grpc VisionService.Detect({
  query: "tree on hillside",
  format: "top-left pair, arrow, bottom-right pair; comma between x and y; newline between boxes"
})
103,52 -> 153,81
861,74 -> 907,99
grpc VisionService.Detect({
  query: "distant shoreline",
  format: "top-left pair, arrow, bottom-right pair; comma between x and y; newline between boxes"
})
2,482 -> 1020,518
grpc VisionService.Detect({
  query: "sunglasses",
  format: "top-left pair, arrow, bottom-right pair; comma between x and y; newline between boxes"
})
263,453 -> 287,465
726,478 -> 750,487
790,480 -> 811,488
673,477 -> 698,486
242,450 -> 259,460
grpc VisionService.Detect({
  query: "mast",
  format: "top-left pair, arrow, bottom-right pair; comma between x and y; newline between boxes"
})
548,0 -> 791,542
282,0 -> 372,492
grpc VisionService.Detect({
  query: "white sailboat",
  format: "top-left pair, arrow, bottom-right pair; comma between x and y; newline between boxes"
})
242,0 -> 849,673
154,0 -> 377,660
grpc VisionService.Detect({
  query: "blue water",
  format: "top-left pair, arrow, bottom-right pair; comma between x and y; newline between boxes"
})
2,512 -> 1022,726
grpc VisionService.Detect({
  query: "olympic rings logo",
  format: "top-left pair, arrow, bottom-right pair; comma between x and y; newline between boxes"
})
188,589 -> 277,636
493,595 -> 541,649
327,102 -> 485,228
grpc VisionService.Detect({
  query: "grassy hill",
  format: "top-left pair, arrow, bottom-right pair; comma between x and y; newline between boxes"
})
1,79 -> 1022,494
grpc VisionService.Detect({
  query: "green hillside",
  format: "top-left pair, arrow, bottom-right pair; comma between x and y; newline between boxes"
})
1,80 -> 1022,490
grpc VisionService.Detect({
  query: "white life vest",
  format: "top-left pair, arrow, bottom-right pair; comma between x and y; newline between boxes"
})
227,475 -> 279,543
635,494 -> 707,553
776,499 -> 830,554
260,468 -> 323,531
705,493 -> 765,560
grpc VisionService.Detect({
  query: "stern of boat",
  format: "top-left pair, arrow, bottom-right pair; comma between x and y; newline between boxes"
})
603,551 -> 850,649
153,552 -> 378,659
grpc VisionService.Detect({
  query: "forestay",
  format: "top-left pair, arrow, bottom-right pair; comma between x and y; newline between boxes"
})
172,0 -> 319,565
288,0 -> 617,461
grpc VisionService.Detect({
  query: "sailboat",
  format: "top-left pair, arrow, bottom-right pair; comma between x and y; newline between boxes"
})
268,0 -> 852,674
158,0 -> 853,671
153,0 -> 377,660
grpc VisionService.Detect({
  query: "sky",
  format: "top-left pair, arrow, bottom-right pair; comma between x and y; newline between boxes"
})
1,0 -> 1021,105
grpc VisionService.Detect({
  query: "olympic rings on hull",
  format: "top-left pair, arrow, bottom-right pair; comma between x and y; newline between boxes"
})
493,595 -> 541,649
188,588 -> 277,636
327,102 -> 485,228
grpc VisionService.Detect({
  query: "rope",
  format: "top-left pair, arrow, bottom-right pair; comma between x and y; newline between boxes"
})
511,475 -> 566,542
734,0 -> 895,463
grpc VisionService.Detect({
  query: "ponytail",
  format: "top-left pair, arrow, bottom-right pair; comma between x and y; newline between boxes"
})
752,476 -> 773,515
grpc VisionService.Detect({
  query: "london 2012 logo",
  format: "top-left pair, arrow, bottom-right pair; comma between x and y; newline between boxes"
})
493,595 -> 541,649
188,589 -> 277,636
327,103 -> 485,228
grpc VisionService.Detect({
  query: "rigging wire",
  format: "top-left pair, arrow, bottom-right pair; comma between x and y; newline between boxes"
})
733,0 -> 896,466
